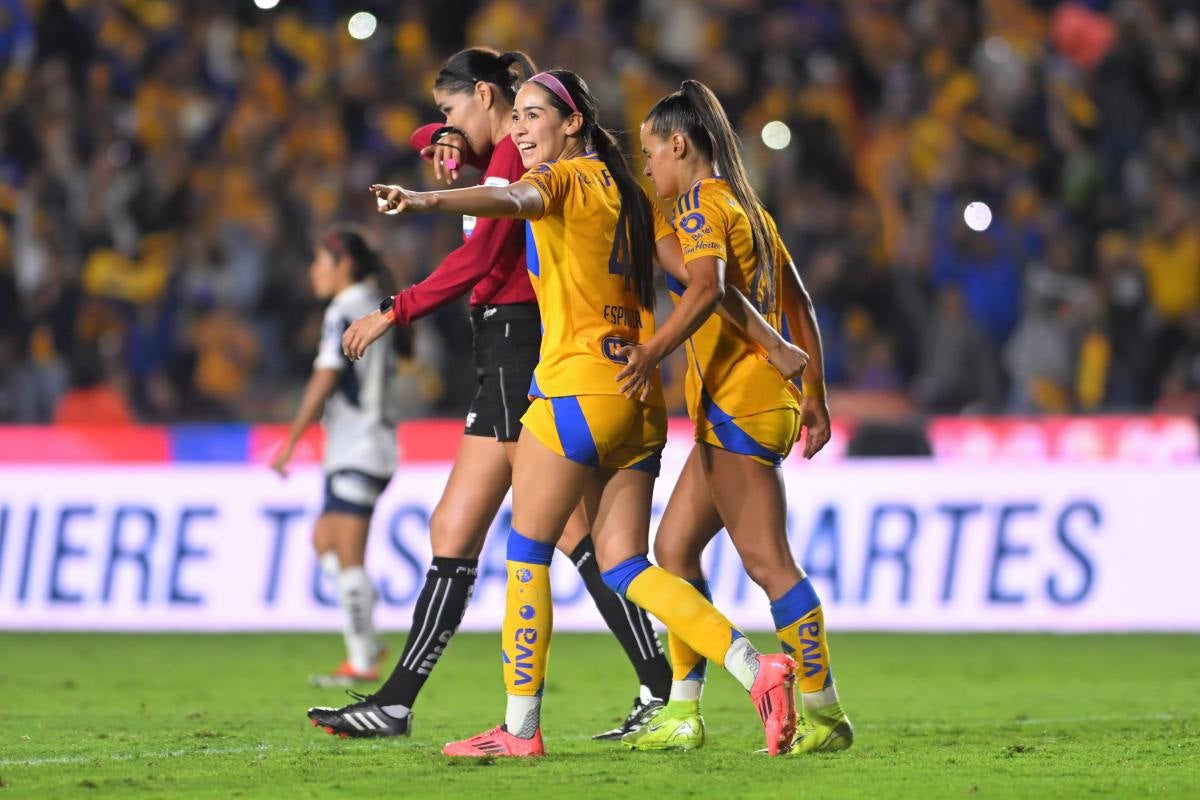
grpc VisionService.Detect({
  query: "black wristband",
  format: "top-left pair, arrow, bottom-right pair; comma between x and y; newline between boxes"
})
430,126 -> 467,149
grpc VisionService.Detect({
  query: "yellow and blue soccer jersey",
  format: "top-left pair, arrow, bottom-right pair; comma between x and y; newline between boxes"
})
519,154 -> 665,407
662,178 -> 802,464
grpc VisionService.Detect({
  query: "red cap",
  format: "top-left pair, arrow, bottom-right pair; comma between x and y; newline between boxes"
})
410,123 -> 443,152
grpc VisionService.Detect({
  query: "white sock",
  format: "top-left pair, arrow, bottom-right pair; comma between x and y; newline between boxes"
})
319,551 -> 341,580
801,683 -> 841,713
723,637 -> 760,692
337,566 -> 378,671
504,693 -> 541,739
670,679 -> 704,703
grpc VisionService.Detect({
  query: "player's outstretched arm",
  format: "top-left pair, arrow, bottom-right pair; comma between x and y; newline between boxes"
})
370,181 -> 545,220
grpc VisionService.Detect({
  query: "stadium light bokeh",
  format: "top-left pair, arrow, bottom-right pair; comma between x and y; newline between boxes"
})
761,120 -> 792,150
348,12 -> 378,40
963,201 -> 993,232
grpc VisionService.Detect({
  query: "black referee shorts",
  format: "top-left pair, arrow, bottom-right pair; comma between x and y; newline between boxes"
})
465,303 -> 541,442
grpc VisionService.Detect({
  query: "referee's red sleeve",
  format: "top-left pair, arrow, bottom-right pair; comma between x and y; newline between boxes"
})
391,214 -> 524,324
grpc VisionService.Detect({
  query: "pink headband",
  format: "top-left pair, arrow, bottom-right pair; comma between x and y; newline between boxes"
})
527,72 -> 579,114
323,232 -> 348,260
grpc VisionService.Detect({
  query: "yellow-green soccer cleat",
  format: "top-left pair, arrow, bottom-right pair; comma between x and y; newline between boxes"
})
788,703 -> 854,754
620,700 -> 706,751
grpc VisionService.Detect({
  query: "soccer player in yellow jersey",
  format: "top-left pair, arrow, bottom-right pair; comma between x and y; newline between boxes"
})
371,69 -> 800,757
617,80 -> 853,755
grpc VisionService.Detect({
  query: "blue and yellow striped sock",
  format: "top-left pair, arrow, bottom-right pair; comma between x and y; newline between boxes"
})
603,557 -> 751,688
502,530 -> 554,737
771,577 -> 837,705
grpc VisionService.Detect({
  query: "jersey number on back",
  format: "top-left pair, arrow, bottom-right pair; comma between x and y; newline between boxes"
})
608,216 -> 633,291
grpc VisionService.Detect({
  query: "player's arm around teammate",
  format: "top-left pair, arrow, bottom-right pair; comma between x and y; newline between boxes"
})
616,81 -> 854,756
648,228 -> 810,385
619,220 -> 809,400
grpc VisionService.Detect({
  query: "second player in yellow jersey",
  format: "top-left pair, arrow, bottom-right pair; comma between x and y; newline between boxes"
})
618,78 -> 852,756
663,177 -> 802,464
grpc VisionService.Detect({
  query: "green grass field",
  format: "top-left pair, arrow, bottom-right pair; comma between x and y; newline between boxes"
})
1,633 -> 1197,798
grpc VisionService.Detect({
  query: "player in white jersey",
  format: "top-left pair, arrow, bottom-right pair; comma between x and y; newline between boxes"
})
272,227 -> 409,686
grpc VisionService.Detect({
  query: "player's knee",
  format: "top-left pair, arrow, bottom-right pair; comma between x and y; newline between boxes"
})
740,551 -> 777,592
741,550 -> 802,598
653,535 -> 692,574
429,506 -> 485,559
556,520 -> 588,555
311,519 -> 331,553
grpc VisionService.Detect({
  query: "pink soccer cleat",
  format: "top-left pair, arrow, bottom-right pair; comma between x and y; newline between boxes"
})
750,653 -> 798,756
442,725 -> 546,758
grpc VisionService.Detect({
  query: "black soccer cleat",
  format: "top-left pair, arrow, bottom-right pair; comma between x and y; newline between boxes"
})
593,695 -> 664,740
307,691 -> 412,738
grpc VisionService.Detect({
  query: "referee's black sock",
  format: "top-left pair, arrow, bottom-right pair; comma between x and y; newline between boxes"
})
372,557 -> 478,714
570,535 -> 672,701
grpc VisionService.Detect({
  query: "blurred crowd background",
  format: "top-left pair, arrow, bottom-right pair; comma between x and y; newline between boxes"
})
1,0 -> 1198,425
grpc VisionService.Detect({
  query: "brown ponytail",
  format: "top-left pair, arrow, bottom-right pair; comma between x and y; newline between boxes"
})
645,80 -> 776,311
